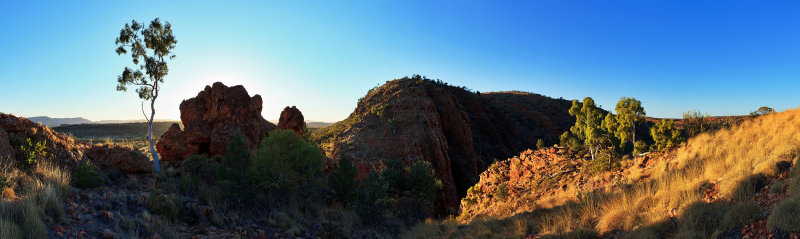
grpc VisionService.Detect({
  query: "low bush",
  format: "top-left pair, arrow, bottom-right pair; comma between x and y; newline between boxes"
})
330,155 -> 358,204
72,161 -> 104,189
729,174 -> 767,202
254,129 -> 325,209
19,138 -> 47,169
677,201 -> 727,235
767,197 -> 800,232
719,201 -> 760,231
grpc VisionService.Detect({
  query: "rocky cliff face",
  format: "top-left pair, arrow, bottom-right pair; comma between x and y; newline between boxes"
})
0,113 -> 151,174
157,82 -> 277,162
311,77 -> 574,216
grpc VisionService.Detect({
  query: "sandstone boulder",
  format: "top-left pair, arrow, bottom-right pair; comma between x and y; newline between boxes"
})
84,145 -> 152,174
277,106 -> 305,136
157,82 -> 276,162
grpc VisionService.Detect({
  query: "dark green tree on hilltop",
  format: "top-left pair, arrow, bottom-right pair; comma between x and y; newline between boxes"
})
114,18 -> 177,173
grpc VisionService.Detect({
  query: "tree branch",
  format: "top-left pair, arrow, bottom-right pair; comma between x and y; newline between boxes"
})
141,101 -> 150,122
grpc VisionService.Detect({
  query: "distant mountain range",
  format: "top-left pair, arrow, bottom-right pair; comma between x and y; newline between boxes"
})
26,116 -> 92,127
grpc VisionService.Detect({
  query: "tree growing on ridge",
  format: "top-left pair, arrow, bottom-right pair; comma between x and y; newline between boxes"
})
568,97 -> 613,160
650,119 -> 682,151
114,18 -> 177,173
613,97 -> 646,147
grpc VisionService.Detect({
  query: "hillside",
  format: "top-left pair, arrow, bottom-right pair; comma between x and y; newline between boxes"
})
408,107 -> 800,238
311,76 -> 575,216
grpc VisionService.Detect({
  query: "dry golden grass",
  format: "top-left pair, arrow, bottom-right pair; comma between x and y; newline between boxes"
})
0,158 -> 70,239
418,107 -> 800,237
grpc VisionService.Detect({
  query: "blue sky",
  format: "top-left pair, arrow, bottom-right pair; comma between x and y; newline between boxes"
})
1,1 -> 799,122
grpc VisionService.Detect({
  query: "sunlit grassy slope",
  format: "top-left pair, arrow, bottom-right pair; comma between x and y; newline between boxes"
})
405,107 -> 800,238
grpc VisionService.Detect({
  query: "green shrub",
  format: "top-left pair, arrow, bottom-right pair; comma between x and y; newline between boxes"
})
355,171 -> 387,225
767,197 -> 800,232
677,201 -> 727,235
495,182 -> 510,200
19,138 -> 47,169
330,155 -> 358,204
19,199 -> 47,239
625,219 -> 677,239
389,117 -> 405,129
730,174 -> 767,202
73,161 -> 104,189
221,131 -> 252,173
406,161 -> 441,204
771,181 -> 786,194
586,149 -> 616,175
633,140 -> 648,154
719,201 -> 760,231
181,155 -> 219,183
253,129 -> 325,205
381,159 -> 407,195
559,132 -> 582,152
537,139 -> 545,149
0,219 -> 21,239
650,119 -> 682,151
396,161 -> 442,223
372,105 -> 387,118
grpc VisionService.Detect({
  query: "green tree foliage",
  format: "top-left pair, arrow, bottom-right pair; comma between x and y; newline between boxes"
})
750,106 -> 775,117
634,140 -> 648,155
355,171 -> 387,225
253,129 -> 325,206
559,131 -> 582,151
569,98 -> 614,160
613,97 -> 646,146
350,159 -> 442,225
19,138 -> 47,169
115,18 -> 177,173
216,132 -> 255,203
330,155 -> 358,204
650,119 -> 683,151
536,139 -> 545,149
221,131 -> 251,173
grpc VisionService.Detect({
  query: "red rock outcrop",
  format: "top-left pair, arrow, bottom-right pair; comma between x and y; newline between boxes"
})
458,147 -> 633,222
156,82 -> 276,162
84,144 -> 151,174
0,113 -> 152,174
311,76 -> 575,217
277,106 -> 305,136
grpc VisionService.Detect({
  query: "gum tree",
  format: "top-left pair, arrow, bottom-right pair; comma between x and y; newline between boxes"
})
114,18 -> 177,173
569,97 -> 610,160
614,97 -> 646,147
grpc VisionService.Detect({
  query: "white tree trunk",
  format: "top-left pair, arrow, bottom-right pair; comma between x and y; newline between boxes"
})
148,97 -> 161,173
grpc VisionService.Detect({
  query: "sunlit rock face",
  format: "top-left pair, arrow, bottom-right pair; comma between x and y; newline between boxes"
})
157,82 -> 276,162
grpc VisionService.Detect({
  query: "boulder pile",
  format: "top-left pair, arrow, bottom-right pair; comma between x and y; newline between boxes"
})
156,82 -> 276,162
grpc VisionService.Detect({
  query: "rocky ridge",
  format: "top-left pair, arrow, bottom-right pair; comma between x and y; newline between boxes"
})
311,76 -> 575,216
0,113 -> 151,174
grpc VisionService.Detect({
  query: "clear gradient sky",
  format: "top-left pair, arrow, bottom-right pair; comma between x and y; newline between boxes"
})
1,1 -> 799,122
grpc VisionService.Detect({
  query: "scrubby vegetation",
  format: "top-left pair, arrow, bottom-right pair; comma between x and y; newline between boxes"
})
0,159 -> 70,239
144,129 -> 442,237
414,106 -> 800,238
